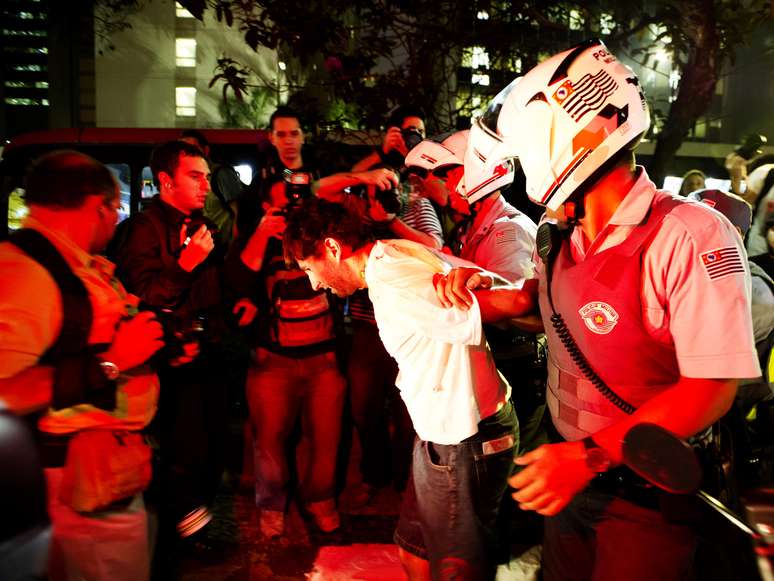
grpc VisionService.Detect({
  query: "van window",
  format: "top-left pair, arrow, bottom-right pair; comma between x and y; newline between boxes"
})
7,188 -> 28,231
106,164 -> 131,223
141,166 -> 159,199
233,163 -> 253,185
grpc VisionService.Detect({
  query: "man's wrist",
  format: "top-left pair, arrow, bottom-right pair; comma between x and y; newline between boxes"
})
97,358 -> 120,380
581,436 -> 612,474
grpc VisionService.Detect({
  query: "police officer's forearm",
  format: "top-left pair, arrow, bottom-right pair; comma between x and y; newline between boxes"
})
474,287 -> 537,323
591,376 -> 738,464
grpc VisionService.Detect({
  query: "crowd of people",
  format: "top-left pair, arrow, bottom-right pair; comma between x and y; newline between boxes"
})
1,39 -> 773,581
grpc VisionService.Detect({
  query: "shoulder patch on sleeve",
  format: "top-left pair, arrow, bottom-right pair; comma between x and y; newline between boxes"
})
700,246 -> 745,281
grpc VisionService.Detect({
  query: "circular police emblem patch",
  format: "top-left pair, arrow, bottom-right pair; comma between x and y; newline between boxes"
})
578,301 -> 619,335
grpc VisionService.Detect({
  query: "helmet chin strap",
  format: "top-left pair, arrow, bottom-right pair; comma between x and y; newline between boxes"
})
562,196 -> 585,229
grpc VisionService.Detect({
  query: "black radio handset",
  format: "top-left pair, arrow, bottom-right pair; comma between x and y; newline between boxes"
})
536,221 -> 563,275
537,220 -> 636,415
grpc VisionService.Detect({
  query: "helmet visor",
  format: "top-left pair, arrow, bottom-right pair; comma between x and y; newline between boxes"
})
478,77 -> 521,134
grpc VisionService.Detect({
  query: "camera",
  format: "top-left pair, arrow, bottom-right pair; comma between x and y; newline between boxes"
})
346,182 -> 403,216
140,303 -> 206,362
401,127 -> 424,152
184,215 -> 218,238
283,170 -> 313,210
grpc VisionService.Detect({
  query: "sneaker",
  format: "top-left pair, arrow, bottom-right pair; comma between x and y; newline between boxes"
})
306,499 -> 340,533
259,509 -> 285,539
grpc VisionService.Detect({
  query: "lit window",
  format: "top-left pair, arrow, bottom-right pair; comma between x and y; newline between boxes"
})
694,119 -> 707,139
471,46 -> 489,70
569,9 -> 584,31
5,97 -> 47,106
278,61 -> 286,71
668,69 -> 680,84
2,29 -> 46,37
12,64 -> 43,72
472,73 -> 490,86
600,13 -> 615,35
715,77 -> 725,96
463,46 -> 490,70
176,87 -> 196,116
176,2 -> 194,18
476,10 -> 489,20
176,38 -> 196,67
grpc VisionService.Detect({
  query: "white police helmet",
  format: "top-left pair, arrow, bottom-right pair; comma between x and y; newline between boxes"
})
457,118 -> 516,205
404,130 -> 469,174
481,40 -> 650,211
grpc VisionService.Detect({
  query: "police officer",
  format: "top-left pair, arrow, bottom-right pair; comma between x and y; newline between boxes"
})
435,40 -> 761,580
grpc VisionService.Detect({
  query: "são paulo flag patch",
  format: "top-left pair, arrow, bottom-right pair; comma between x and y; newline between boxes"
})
578,301 -> 619,335
700,246 -> 745,281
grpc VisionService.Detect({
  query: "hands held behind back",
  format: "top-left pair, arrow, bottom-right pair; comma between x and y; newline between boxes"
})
509,441 -> 595,516
433,267 -> 494,310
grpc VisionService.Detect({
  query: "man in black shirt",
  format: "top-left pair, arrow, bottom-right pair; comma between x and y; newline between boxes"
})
114,140 -> 229,576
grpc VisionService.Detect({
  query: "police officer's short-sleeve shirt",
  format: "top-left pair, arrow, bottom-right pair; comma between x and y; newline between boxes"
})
536,168 -> 760,380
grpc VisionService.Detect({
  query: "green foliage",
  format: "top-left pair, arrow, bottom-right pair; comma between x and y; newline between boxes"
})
168,0 -> 772,166
218,86 -> 274,128
93,0 -> 146,54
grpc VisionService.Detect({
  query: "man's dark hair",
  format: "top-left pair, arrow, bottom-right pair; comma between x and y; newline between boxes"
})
24,150 -> 117,209
269,106 -> 301,132
387,105 -> 425,128
283,197 -> 371,263
180,129 -> 209,152
150,140 -> 207,187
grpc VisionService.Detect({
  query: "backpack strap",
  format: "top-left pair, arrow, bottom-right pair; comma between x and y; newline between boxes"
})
9,229 -> 92,361
8,229 -> 116,413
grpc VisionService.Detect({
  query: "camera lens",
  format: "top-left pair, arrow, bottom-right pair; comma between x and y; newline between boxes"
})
402,128 -> 423,152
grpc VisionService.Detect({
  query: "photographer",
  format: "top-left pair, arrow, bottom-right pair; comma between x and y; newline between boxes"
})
224,174 -> 346,537
0,151 -> 164,581
725,133 -> 767,200
112,141 -> 230,576
352,105 -> 426,172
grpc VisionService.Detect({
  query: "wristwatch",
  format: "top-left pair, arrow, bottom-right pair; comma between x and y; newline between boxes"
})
581,436 -> 611,474
98,359 -> 120,381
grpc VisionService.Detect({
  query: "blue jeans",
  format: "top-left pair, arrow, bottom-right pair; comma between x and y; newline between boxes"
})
394,402 -> 518,580
247,348 -> 346,511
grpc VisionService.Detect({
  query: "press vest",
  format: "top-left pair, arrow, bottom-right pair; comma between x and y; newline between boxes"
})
539,194 -> 684,441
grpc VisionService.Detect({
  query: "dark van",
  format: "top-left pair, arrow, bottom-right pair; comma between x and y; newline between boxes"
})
0,127 -> 268,236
